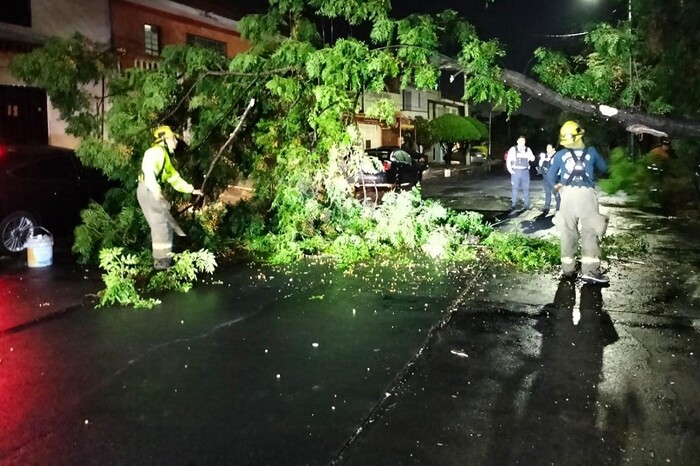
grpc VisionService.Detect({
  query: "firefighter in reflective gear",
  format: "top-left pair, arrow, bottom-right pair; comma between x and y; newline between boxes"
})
546,121 -> 609,284
137,125 -> 202,269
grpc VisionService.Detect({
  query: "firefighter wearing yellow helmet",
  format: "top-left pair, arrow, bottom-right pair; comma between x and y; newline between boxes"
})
545,120 -> 609,284
137,125 -> 203,270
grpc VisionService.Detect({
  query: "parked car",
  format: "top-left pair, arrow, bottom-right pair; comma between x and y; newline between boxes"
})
0,145 -> 114,254
353,146 -> 428,202
363,146 -> 427,183
469,147 -> 488,164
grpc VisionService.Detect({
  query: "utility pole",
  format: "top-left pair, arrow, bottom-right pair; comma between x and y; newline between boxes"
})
628,0 -> 635,159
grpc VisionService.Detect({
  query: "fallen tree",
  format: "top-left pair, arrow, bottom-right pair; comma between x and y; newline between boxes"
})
502,68 -> 700,139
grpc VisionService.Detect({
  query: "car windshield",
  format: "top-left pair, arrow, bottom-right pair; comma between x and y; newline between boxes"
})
392,150 -> 412,164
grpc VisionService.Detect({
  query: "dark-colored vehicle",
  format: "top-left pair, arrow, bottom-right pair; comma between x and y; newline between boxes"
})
375,145 -> 429,177
353,146 -> 428,202
356,146 -> 427,185
0,145 -> 113,254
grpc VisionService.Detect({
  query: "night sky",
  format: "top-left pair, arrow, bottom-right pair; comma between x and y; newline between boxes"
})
187,0 -> 624,70
391,0 -> 623,70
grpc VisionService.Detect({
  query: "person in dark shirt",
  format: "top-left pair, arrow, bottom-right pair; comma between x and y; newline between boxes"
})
538,143 -> 559,213
546,121 -> 609,284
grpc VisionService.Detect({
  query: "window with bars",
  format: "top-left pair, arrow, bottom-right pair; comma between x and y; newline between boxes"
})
144,24 -> 160,56
402,90 -> 412,110
186,34 -> 226,55
402,90 -> 424,111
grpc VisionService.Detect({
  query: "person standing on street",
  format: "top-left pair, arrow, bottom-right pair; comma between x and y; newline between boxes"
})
506,135 -> 535,210
137,125 -> 202,270
546,121 -> 609,284
538,143 -> 560,214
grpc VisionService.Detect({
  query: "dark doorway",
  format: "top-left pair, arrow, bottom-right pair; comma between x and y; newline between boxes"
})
0,85 -> 48,145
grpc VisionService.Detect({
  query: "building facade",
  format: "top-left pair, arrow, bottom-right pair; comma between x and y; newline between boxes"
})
0,0 -> 111,146
0,0 -> 248,148
357,76 -> 468,163
111,0 -> 248,71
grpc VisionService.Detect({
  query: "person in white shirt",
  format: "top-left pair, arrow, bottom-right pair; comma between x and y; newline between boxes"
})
506,135 -> 535,209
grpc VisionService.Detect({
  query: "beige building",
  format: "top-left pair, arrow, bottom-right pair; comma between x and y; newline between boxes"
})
358,78 -> 468,163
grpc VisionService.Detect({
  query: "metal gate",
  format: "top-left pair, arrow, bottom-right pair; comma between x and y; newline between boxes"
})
0,85 -> 48,145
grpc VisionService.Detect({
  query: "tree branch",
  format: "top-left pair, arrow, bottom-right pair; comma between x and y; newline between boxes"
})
501,69 -> 700,139
205,67 -> 295,77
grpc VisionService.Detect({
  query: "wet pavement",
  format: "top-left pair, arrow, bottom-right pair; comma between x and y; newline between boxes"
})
0,239 -> 102,335
1,169 -> 700,465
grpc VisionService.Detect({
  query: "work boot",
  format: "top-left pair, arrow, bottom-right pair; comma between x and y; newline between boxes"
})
582,272 -> 609,286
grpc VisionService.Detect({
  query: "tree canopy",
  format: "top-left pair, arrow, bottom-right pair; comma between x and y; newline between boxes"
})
429,114 -> 487,163
526,0 -> 700,138
9,0 -> 700,268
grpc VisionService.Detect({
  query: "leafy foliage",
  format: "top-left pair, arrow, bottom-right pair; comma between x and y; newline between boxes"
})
532,0 -> 700,121
600,145 -> 697,211
602,232 -> 649,260
598,147 -> 651,197
97,248 -> 217,309
97,248 -> 160,309
72,191 -> 147,264
13,0 -> 565,308
429,114 -> 487,163
482,232 -> 560,272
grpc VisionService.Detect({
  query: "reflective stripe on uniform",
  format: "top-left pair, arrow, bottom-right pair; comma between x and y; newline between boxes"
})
561,256 -> 575,264
152,242 -> 171,250
581,256 -> 600,264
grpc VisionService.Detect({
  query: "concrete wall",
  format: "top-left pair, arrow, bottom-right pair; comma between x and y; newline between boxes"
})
0,0 -> 111,45
358,123 -> 382,149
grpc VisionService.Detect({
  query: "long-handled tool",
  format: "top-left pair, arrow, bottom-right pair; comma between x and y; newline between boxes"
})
177,98 -> 256,216
162,200 -> 187,236
199,98 -> 256,196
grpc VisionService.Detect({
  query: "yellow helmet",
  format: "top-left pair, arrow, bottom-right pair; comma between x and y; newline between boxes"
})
559,120 -> 585,146
153,125 -> 178,142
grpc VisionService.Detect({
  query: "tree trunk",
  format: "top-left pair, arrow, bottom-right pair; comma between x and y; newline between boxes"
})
502,69 -> 700,139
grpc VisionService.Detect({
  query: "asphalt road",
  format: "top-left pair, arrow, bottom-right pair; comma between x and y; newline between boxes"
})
1,170 -> 699,465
